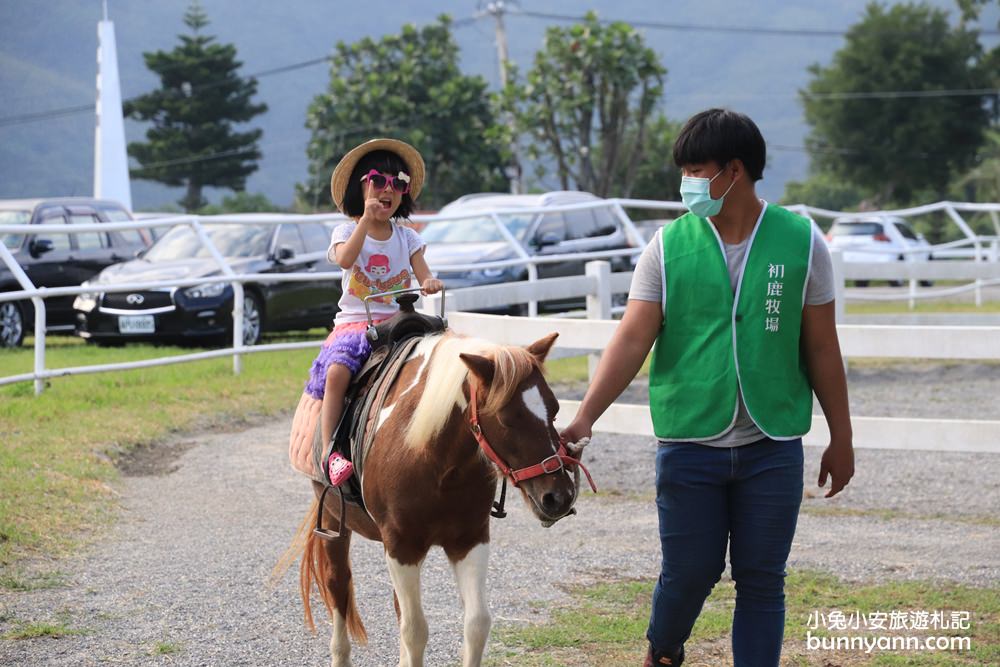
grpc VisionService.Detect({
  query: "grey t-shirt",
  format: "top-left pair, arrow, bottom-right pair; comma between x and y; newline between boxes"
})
628,202 -> 834,448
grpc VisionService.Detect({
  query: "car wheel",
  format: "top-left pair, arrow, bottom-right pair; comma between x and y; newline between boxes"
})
888,280 -> 904,288
919,280 -> 934,287
854,280 -> 869,288
241,292 -> 264,346
0,301 -> 25,348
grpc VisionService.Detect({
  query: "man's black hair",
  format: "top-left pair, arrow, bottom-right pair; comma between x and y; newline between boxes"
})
672,109 -> 766,182
341,149 -> 415,219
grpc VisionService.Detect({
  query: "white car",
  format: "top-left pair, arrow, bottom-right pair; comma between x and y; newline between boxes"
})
825,216 -> 933,287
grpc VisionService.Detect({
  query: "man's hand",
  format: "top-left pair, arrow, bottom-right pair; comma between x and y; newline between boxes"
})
420,278 -> 443,295
560,418 -> 593,459
818,438 -> 854,498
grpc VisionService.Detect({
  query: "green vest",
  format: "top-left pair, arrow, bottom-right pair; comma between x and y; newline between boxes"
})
648,205 -> 814,441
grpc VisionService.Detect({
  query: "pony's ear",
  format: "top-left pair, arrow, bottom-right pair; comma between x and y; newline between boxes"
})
459,353 -> 495,386
526,332 -> 559,363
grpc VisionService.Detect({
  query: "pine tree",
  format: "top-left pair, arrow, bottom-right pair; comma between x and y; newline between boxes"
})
126,2 -> 267,211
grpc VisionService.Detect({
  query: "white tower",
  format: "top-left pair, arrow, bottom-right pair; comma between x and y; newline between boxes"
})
94,0 -> 132,210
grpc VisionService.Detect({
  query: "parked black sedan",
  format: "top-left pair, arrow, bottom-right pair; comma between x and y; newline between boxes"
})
74,220 -> 341,346
1,197 -> 151,347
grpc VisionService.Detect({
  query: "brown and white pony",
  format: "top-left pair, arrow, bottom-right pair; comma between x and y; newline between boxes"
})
292,331 -> 586,667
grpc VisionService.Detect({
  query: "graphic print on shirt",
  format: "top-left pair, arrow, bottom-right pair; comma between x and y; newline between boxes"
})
349,253 -> 411,304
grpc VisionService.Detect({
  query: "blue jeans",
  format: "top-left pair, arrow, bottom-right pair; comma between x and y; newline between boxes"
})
647,437 -> 803,667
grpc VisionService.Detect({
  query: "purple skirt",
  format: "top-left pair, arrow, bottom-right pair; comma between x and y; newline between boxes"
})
304,321 -> 379,400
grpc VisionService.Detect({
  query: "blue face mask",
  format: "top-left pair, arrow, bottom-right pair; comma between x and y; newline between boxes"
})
679,166 -> 736,218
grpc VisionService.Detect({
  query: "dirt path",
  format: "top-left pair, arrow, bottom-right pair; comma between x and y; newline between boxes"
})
1,374 -> 998,665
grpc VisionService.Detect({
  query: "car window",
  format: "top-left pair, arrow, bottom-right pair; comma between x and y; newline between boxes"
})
534,212 -> 567,244
69,214 -> 108,250
99,207 -> 146,246
563,209 -> 600,240
564,208 -> 619,240
0,210 -> 30,250
830,222 -> 882,237
39,214 -> 71,252
275,224 -> 306,254
144,223 -> 272,261
893,221 -> 918,240
300,222 -> 331,251
420,217 -> 507,243
499,213 -> 534,241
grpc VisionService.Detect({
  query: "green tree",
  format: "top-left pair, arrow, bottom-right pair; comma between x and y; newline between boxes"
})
953,128 -> 1000,202
953,0 -> 1000,202
197,191 -> 281,215
799,2 -> 990,207
126,2 -> 267,212
507,11 -> 665,197
781,173 -> 867,213
299,16 -> 506,210
617,114 -> 682,205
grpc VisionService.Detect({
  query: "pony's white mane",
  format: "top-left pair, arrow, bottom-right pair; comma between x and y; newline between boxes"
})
404,333 -> 537,448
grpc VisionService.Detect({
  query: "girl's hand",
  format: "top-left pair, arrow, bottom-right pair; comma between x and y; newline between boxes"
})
420,278 -> 443,295
361,182 -> 393,224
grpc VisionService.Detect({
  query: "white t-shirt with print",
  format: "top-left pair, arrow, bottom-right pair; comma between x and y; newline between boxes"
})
328,221 -> 426,325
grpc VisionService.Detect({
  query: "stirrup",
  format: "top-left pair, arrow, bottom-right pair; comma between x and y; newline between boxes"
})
314,484 -> 347,541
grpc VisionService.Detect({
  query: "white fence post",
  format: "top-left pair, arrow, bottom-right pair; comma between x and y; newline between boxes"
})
585,260 -> 611,380
32,297 -> 45,396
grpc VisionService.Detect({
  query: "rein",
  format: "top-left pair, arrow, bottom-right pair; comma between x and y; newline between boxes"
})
468,383 -> 598,506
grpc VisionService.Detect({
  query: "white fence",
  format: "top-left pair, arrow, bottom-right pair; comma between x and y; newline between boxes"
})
2,199 -> 999,454
0,199 -> 650,394
431,306 -> 1000,455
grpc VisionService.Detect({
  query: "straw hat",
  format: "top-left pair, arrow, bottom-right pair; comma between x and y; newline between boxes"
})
329,138 -> 425,212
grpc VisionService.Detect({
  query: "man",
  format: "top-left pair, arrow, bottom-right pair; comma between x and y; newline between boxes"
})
560,108 -> 854,666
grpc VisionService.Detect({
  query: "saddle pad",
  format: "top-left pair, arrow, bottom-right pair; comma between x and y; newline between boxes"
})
289,392 -> 323,480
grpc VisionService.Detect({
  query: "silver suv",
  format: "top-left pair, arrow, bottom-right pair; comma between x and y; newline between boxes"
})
420,191 -> 640,311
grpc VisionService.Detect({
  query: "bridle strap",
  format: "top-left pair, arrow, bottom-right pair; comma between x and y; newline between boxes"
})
468,383 -> 597,492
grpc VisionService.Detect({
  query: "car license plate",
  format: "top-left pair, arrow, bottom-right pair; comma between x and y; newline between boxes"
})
118,315 -> 154,334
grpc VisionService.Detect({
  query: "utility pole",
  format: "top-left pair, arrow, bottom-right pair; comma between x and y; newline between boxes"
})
481,1 -> 522,194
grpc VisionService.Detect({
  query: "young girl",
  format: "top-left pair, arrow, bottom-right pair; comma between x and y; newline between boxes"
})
288,138 -> 442,480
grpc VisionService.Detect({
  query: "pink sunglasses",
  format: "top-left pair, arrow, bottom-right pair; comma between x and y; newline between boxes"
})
360,169 -> 411,194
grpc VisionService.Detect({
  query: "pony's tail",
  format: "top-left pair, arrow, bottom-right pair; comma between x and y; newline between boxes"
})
297,499 -> 368,645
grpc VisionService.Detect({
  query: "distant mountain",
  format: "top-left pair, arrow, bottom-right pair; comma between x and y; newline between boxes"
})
0,0 -> 993,209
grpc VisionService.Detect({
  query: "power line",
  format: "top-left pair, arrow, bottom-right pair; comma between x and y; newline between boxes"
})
803,88 -> 1000,100
0,54 -> 336,128
0,104 -> 94,128
4,7 -> 999,130
514,9 -> 1000,37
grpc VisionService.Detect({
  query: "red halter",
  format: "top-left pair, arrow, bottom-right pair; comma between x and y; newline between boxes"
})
468,383 -> 597,492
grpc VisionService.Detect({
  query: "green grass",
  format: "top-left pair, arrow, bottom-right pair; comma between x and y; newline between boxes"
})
545,352 -> 652,384
798,504 -> 1000,528
0,334 -> 325,567
0,334 -> 594,568
151,640 -> 183,655
845,299 -> 1000,315
2,611 -> 87,640
487,571 -> 999,666
0,570 -> 66,591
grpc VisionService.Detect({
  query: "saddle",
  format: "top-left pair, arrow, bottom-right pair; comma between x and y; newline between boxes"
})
314,294 -> 446,539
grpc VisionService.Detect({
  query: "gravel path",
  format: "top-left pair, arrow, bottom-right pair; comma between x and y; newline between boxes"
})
2,365 -> 998,666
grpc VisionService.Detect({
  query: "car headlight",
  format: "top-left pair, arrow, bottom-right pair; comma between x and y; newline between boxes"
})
184,282 -> 227,299
477,267 -> 508,279
74,293 -> 97,312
